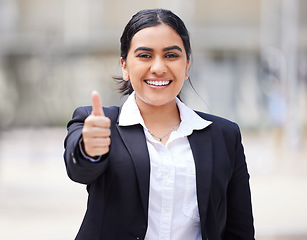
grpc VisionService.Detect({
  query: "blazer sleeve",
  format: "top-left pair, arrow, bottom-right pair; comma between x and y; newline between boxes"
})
63,106 -> 110,184
224,122 -> 255,239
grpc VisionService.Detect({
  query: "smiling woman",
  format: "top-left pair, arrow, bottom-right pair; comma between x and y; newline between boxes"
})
64,8 -> 255,240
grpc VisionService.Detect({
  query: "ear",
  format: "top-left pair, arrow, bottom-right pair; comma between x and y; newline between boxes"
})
185,57 -> 191,80
120,57 -> 129,81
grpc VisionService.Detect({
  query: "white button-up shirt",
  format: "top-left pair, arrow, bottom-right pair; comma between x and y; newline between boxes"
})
119,92 -> 211,240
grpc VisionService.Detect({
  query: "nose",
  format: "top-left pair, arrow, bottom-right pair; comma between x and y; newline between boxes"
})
150,57 -> 167,76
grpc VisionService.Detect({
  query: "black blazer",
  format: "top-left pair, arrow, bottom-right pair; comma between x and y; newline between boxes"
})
64,106 -> 255,240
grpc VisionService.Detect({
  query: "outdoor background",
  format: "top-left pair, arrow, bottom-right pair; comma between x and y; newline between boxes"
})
0,0 -> 306,239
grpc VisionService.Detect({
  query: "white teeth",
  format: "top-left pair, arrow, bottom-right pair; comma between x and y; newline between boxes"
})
146,80 -> 170,86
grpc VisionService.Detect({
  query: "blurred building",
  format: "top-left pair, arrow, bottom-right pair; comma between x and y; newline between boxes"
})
0,0 -> 306,136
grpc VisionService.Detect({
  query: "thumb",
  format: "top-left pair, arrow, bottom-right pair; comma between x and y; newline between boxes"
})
91,91 -> 105,116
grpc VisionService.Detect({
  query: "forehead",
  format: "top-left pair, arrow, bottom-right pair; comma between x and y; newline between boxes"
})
129,24 -> 185,50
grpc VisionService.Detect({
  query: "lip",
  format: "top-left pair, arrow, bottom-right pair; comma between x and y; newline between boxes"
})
144,78 -> 172,87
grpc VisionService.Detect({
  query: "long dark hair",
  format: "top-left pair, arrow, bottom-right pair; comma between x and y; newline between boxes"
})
115,9 -> 191,96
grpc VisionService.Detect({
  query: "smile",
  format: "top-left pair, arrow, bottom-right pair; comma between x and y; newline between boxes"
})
145,80 -> 171,86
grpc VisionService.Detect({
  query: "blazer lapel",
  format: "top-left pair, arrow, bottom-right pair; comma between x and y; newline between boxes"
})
188,126 -> 213,224
116,124 -> 150,219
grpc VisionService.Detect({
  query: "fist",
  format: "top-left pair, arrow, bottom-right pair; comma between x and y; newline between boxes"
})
82,91 -> 111,157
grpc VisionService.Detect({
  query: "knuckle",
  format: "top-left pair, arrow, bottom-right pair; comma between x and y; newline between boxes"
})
106,129 -> 111,136
104,117 -> 111,126
102,146 -> 109,154
84,116 -> 92,124
102,128 -> 111,136
82,137 -> 89,144
82,130 -> 91,139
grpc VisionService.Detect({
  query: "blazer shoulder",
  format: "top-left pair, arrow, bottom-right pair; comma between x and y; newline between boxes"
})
195,111 -> 238,129
194,111 -> 243,148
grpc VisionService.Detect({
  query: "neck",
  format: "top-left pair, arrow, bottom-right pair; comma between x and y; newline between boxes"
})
136,98 -> 180,126
135,97 -> 181,145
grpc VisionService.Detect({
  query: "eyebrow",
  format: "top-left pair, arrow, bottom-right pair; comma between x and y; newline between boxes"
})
163,45 -> 182,52
134,47 -> 153,53
134,45 -> 183,53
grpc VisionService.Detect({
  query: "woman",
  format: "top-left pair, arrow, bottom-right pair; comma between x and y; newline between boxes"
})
64,8 -> 255,240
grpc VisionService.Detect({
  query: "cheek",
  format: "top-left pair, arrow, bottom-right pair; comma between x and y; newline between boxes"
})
172,62 -> 188,79
128,64 -> 147,79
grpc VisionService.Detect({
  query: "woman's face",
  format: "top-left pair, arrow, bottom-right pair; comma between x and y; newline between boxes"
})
121,24 -> 190,108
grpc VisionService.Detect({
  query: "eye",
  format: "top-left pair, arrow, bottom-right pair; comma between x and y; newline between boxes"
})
137,53 -> 152,59
165,53 -> 179,58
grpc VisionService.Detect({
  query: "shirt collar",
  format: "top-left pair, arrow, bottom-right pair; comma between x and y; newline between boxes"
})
118,91 -> 212,135
175,97 -> 211,135
118,92 -> 145,127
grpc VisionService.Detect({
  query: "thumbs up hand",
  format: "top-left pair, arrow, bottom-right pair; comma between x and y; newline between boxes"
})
82,91 -> 111,157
